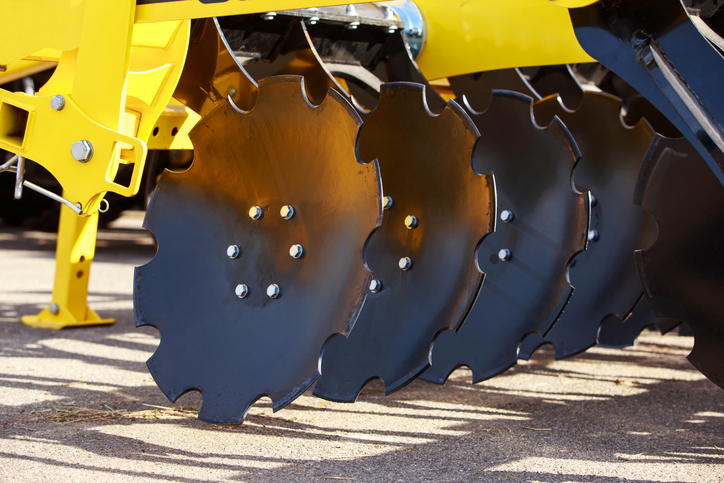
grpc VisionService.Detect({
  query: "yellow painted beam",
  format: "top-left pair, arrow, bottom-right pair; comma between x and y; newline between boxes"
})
547,0 -> 598,8
414,0 -> 594,80
0,60 -> 55,86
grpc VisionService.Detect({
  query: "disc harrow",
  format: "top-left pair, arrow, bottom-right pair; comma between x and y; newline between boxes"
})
3,0 -> 724,426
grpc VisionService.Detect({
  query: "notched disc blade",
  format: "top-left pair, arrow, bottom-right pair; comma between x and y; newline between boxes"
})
134,76 -> 381,423
313,82 -> 494,401
635,136 -> 724,388
519,92 -> 657,358
422,90 -> 588,385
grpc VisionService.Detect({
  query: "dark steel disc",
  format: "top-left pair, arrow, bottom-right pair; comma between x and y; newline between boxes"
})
635,136 -> 724,388
312,83 -> 494,401
421,90 -> 589,385
518,92 -> 657,359
134,76 -> 382,423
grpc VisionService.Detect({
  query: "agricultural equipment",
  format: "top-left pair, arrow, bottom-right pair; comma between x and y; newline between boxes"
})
2,0 -> 723,423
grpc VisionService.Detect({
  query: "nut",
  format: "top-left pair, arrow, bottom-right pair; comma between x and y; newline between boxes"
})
289,244 -> 305,259
249,206 -> 263,220
51,95 -> 65,111
500,210 -> 514,223
404,215 -> 419,230
369,279 -> 383,293
267,284 -> 280,299
280,205 -> 295,220
235,284 -> 249,298
71,140 -> 93,163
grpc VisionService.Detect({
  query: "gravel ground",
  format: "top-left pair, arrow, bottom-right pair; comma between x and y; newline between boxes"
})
0,213 -> 722,482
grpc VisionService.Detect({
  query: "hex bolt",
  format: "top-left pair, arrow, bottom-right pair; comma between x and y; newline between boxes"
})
263,11 -> 277,20
267,284 -> 281,299
369,279 -> 383,293
49,303 -> 60,315
399,257 -> 413,271
590,194 -> 597,207
500,210 -> 514,223
308,16 -> 320,25
50,95 -> 65,111
498,248 -> 512,262
280,205 -> 295,220
588,229 -> 599,242
227,245 -> 241,259
289,244 -> 305,259
249,206 -> 263,220
235,284 -> 249,299
383,196 -> 394,210
71,140 -> 94,163
405,215 -> 419,229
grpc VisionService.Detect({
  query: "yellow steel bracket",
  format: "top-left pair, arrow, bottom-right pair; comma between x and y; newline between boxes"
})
413,0 -> 595,80
0,90 -> 147,213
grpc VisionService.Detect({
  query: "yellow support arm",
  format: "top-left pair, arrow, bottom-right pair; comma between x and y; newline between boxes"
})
414,0 -> 595,80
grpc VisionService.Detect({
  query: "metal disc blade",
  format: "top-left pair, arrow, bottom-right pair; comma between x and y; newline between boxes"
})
313,83 -> 494,401
518,92 -> 656,359
421,90 -> 588,385
635,136 -> 724,388
134,76 -> 381,423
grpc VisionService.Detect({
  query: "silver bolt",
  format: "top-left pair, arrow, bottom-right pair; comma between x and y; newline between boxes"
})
267,284 -> 280,299
347,21 -> 360,30
263,11 -> 277,20
227,245 -> 240,259
280,205 -> 295,220
346,4 -> 357,15
249,206 -> 263,220
369,279 -> 383,293
71,140 -> 93,163
404,215 -> 419,229
590,194 -> 597,207
235,284 -> 249,299
289,244 -> 305,259
399,257 -> 413,271
500,210 -> 514,223
383,196 -> 394,210
498,249 -> 512,262
588,230 -> 599,242
51,95 -> 65,111
49,303 -> 60,315
308,16 -> 320,25
383,6 -> 396,21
